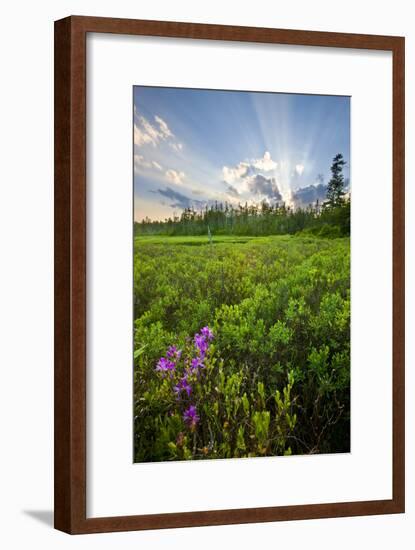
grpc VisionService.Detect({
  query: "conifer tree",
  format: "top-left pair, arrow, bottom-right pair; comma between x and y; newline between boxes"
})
326,153 -> 346,207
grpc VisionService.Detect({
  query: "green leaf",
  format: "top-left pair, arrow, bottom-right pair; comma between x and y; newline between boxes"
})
134,344 -> 148,359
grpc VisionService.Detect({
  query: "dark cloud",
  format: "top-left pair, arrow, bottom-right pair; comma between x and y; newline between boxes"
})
292,183 -> 327,207
247,174 -> 282,202
226,184 -> 240,197
154,187 -> 203,209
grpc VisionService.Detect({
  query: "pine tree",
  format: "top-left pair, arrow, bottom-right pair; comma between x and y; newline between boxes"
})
326,153 -> 346,207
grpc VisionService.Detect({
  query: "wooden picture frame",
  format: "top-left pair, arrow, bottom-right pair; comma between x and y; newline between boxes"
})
54,15 -> 405,534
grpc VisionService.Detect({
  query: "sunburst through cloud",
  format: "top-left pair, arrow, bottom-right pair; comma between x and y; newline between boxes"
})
133,87 -> 350,222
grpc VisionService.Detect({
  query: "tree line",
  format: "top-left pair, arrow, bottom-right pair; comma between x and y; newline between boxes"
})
135,153 -> 350,238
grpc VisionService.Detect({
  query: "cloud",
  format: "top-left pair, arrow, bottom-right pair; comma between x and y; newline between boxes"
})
134,109 -> 183,151
170,142 -> 183,152
134,154 -> 163,173
134,154 -> 148,169
226,184 -> 240,198
135,160 -> 205,198
134,154 -> 152,170
154,187 -> 203,210
222,151 -> 277,187
292,183 -> 327,207
136,115 -> 170,147
247,174 -> 282,202
344,177 -> 350,191
252,151 -> 277,172
154,115 -> 173,138
166,169 -> 185,185
222,162 -> 249,185
221,152 -> 316,207
134,120 -> 160,147
295,164 -> 304,176
222,152 -> 281,199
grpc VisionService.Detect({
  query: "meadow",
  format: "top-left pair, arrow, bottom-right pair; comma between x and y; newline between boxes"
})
133,233 -> 350,462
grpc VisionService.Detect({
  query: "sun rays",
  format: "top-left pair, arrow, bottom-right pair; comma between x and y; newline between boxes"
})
133,86 -> 350,221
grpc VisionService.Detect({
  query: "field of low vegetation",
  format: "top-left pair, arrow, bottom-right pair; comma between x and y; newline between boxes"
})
134,232 -> 350,462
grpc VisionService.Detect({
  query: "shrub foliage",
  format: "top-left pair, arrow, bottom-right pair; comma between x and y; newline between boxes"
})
134,234 -> 350,461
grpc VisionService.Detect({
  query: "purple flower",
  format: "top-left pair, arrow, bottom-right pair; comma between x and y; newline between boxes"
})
167,345 -> 182,360
194,334 -> 208,358
190,357 -> 204,371
200,326 -> 214,341
155,357 -> 175,377
173,377 -> 192,397
183,405 -> 200,429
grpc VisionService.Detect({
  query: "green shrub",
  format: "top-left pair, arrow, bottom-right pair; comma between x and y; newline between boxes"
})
133,235 -> 350,461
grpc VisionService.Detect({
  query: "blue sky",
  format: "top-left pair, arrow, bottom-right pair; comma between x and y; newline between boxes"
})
133,86 -> 350,221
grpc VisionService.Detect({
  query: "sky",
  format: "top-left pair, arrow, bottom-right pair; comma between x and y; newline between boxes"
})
133,86 -> 350,222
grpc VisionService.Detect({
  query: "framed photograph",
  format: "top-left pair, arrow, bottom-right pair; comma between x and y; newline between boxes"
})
54,15 -> 405,534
